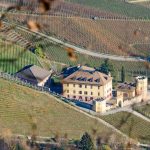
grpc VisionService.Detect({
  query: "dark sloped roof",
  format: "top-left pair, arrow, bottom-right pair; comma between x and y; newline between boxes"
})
117,82 -> 135,92
16,65 -> 52,84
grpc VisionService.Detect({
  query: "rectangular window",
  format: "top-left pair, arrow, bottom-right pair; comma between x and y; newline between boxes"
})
79,84 -> 82,88
73,90 -> 76,94
91,92 -> 93,95
79,91 -> 82,94
91,85 -> 93,89
85,85 -> 87,88
98,92 -> 100,96
67,90 -> 69,93
67,84 -> 69,87
85,97 -> 88,101
84,91 -> 88,95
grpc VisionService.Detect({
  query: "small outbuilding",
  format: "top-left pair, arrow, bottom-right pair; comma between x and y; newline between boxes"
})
15,65 -> 53,87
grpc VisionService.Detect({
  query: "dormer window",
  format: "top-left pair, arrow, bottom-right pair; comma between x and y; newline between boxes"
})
95,78 -> 100,83
104,77 -> 108,80
88,78 -> 93,82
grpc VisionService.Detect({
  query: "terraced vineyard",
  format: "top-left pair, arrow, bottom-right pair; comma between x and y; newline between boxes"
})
100,112 -> 150,144
7,14 -> 150,57
0,22 -> 149,79
0,0 -> 126,19
133,104 -> 150,119
66,0 -> 150,18
0,78 -> 124,140
0,39 -> 40,74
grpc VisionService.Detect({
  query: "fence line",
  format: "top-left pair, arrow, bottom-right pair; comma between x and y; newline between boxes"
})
0,71 -> 70,103
0,71 -> 49,92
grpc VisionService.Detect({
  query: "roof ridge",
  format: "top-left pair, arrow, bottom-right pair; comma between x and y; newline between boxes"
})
62,66 -> 112,85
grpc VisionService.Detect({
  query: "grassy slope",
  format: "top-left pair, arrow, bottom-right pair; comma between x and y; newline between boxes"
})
0,78 -> 121,140
133,104 -> 150,118
100,112 -> 150,144
65,0 -> 150,18
136,104 -> 150,114
42,41 -> 147,71
0,40 -> 40,74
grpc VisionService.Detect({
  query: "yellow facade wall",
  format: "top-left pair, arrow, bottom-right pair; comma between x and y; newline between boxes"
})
63,80 -> 112,101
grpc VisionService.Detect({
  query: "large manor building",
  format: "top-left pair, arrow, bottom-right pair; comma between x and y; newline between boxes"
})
62,66 -> 112,103
62,65 -> 148,113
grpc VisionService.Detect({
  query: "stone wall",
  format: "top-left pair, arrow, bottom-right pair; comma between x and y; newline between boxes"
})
122,95 -> 143,107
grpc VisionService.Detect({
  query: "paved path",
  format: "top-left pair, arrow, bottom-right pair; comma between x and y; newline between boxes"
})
101,103 -> 150,123
3,19 -> 146,62
128,0 -> 150,3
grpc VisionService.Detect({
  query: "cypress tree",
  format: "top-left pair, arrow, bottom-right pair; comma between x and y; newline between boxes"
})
121,66 -> 125,82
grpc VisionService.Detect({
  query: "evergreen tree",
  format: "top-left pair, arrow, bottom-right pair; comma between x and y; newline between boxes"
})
121,66 -> 125,82
99,59 -> 115,75
79,132 -> 94,150
98,59 -> 116,81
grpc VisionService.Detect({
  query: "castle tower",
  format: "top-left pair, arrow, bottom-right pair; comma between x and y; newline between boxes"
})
135,76 -> 148,100
93,98 -> 106,113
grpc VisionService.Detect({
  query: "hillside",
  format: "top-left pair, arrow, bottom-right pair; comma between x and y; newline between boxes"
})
6,14 -> 150,57
0,78 -> 123,141
65,0 -> 150,18
0,21 -> 149,80
101,112 -> 150,144
0,39 -> 40,74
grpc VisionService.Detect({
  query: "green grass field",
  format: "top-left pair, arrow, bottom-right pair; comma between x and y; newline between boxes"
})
0,39 -> 40,74
133,104 -> 150,119
100,112 -> 150,144
0,78 -> 123,141
66,0 -> 150,18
